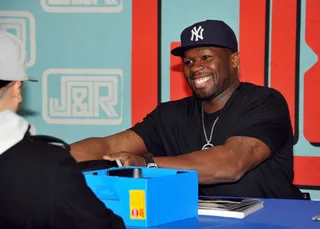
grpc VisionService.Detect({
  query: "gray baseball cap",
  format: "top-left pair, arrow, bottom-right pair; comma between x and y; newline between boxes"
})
0,31 -> 37,83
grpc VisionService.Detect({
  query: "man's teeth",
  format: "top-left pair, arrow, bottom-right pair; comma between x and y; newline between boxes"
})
194,76 -> 210,84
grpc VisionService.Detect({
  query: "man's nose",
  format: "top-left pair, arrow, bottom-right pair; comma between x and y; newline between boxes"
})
190,59 -> 205,73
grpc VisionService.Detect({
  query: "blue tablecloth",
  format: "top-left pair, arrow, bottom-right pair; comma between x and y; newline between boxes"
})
128,198 -> 320,229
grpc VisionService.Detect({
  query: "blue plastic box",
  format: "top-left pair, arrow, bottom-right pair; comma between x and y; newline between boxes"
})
83,166 -> 198,227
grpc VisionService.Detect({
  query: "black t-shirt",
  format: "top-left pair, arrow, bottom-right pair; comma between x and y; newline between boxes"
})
130,82 -> 303,199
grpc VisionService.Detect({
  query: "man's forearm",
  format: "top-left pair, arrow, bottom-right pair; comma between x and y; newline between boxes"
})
70,130 -> 150,162
70,137 -> 107,162
153,146 -> 241,184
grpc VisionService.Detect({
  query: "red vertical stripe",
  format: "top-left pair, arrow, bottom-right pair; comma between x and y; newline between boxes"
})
304,0 -> 320,143
294,156 -> 320,186
170,42 -> 192,101
131,0 -> 158,125
239,0 -> 266,86
270,0 -> 297,134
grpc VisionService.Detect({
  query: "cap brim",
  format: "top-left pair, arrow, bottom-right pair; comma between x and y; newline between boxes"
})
171,43 -> 220,57
171,44 -> 237,57
26,76 -> 38,82
171,44 -> 200,57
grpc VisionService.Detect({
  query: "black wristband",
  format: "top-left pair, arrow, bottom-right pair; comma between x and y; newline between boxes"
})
143,156 -> 155,164
143,156 -> 158,168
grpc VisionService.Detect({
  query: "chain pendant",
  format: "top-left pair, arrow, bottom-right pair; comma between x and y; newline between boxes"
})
202,143 -> 214,150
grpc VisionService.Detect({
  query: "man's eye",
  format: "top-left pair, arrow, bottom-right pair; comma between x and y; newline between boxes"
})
202,55 -> 211,60
184,60 -> 192,65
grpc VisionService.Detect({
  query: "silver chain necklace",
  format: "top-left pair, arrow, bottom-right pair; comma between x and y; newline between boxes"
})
201,104 -> 219,150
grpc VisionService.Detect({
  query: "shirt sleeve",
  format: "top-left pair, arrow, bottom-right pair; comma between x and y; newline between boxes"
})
53,155 -> 125,229
228,91 -> 292,153
129,105 -> 166,156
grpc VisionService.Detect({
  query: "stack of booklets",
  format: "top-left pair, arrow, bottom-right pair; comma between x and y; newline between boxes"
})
198,197 -> 264,219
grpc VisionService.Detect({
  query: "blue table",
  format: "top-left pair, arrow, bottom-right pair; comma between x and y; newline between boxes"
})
128,198 -> 320,229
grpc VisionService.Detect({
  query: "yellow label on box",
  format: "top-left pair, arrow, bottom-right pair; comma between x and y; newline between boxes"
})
129,190 -> 146,220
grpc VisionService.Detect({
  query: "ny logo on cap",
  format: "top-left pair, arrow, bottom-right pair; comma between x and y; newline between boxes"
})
190,25 -> 204,42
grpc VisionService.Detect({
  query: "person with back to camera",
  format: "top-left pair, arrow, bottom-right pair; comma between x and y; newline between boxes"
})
0,31 -> 125,229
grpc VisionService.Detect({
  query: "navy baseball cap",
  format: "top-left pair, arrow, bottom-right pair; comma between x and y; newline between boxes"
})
171,20 -> 238,57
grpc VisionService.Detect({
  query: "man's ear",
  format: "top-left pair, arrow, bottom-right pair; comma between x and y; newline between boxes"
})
10,81 -> 23,103
230,52 -> 240,68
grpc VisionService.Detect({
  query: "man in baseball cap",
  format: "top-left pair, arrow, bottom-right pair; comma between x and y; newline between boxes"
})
0,31 -> 125,229
71,20 -> 304,200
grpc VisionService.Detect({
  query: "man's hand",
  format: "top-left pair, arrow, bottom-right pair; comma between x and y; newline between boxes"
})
103,152 -> 147,167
